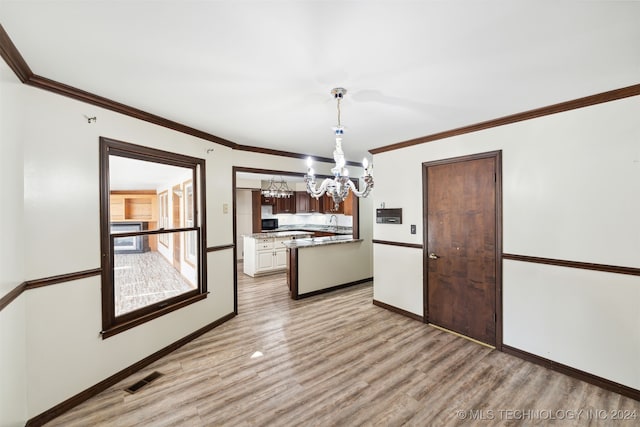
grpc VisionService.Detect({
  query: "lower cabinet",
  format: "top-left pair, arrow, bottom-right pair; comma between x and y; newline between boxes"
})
243,235 -> 304,277
257,250 -> 277,270
256,247 -> 286,271
274,248 -> 287,269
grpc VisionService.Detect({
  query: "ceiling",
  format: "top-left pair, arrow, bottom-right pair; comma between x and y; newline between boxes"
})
1,1 -> 639,161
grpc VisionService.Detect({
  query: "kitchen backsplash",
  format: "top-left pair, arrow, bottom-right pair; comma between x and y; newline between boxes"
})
261,205 -> 352,227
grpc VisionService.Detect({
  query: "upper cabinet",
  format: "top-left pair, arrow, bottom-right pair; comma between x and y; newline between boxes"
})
321,189 -> 355,215
322,193 -> 342,214
274,196 -> 296,214
295,191 -> 322,214
110,191 -> 158,222
343,190 -> 355,216
261,195 -> 276,205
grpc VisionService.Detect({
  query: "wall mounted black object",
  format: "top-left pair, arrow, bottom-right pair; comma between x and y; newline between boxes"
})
376,208 -> 402,224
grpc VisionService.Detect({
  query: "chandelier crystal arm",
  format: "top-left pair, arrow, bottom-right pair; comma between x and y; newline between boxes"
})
305,176 -> 332,199
345,177 -> 374,198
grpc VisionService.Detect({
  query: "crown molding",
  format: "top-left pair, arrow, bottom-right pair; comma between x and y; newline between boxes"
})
5,23 -> 636,169
27,75 -> 238,148
0,23 -> 32,82
369,83 -> 640,155
0,23 -> 349,164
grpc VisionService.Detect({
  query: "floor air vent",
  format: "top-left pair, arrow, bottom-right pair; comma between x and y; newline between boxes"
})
125,371 -> 163,394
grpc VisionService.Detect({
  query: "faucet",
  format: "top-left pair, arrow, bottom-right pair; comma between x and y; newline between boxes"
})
329,215 -> 338,230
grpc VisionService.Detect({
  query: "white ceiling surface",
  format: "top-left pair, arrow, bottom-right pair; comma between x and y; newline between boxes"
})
2,1 -> 639,161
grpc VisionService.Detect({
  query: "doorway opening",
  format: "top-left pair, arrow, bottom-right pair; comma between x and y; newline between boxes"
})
232,166 -> 361,313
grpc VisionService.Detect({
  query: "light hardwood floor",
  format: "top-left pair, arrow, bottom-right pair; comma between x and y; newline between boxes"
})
46,265 -> 639,426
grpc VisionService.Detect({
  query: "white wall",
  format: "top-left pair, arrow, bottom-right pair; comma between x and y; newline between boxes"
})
0,61 -> 28,427
236,189 -> 253,260
503,261 -> 640,388
14,81 -> 235,418
372,95 -> 640,390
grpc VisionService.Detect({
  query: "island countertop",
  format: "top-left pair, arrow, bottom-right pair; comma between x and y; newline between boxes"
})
273,225 -> 353,235
281,235 -> 362,248
242,231 -> 312,239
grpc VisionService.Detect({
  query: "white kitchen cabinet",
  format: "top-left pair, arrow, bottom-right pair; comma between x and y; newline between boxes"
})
256,250 -> 276,270
274,247 -> 287,269
243,233 -> 310,277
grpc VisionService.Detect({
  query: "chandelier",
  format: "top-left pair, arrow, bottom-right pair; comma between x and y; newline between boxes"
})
261,177 -> 294,198
305,88 -> 373,211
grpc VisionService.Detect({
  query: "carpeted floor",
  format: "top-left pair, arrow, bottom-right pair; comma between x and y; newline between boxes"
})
114,251 -> 196,316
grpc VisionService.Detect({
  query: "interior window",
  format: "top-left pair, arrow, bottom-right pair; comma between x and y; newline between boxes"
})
183,180 -> 197,267
158,190 -> 169,247
100,137 -> 207,338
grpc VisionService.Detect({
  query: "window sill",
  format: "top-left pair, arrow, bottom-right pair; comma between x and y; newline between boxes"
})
100,293 -> 208,339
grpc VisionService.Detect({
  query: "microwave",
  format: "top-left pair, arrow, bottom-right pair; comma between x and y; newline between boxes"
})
261,218 -> 279,231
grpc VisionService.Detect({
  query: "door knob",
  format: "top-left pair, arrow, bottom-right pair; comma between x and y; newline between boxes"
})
428,253 -> 440,259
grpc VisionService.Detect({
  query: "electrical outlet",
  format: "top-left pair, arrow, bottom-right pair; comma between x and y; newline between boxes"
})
410,224 -> 416,234
223,203 -> 229,214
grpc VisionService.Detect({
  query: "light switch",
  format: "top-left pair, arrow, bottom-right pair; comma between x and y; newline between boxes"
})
410,224 -> 416,234
223,203 -> 229,214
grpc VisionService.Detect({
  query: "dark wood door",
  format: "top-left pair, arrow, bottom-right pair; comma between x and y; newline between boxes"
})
424,153 -> 500,346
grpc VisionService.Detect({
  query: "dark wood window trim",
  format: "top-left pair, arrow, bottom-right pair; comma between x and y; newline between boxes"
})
206,244 -> 235,252
100,137 -> 208,338
503,253 -> 640,277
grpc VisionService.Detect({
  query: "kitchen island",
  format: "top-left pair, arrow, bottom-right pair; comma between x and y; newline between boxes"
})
283,236 -> 373,299
243,231 -> 312,277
